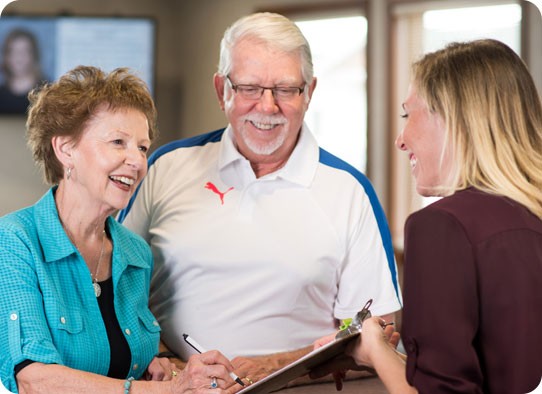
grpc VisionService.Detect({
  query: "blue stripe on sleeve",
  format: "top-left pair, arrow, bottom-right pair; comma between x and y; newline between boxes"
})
117,128 -> 225,223
319,148 -> 401,304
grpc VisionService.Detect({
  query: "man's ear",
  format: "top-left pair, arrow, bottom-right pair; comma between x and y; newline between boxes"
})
302,77 -> 317,111
213,73 -> 226,111
306,77 -> 317,102
308,77 -> 317,98
51,135 -> 75,168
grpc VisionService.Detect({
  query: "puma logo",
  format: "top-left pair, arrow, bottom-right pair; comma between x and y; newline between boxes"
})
204,182 -> 234,205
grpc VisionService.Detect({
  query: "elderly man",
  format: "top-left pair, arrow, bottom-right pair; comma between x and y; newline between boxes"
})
119,12 -> 401,389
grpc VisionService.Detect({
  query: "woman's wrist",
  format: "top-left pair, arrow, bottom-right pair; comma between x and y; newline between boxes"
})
123,377 -> 135,393
128,379 -> 177,394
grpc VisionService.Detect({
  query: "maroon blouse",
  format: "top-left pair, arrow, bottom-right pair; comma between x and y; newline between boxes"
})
401,188 -> 542,394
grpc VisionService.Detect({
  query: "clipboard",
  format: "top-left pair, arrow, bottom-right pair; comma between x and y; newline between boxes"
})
237,299 -> 373,394
237,329 -> 361,393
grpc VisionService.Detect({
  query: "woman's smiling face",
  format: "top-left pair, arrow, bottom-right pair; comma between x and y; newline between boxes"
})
395,84 -> 452,197
68,106 -> 151,214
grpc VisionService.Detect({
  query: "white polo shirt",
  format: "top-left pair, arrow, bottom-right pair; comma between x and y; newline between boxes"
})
119,124 -> 401,359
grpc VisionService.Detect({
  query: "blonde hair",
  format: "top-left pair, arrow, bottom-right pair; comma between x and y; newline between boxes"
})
412,39 -> 542,219
26,66 -> 158,185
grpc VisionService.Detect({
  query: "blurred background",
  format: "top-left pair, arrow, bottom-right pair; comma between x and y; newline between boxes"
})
0,0 -> 540,258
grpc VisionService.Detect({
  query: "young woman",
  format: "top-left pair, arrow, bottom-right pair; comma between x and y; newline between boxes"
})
315,39 -> 542,394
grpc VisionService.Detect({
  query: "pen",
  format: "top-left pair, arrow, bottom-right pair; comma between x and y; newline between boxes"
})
183,334 -> 245,386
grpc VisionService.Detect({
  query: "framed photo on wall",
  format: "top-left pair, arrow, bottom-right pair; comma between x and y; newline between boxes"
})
0,15 -> 155,115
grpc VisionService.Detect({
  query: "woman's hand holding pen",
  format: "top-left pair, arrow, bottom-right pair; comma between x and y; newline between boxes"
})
183,334 -> 247,392
170,350 -> 238,393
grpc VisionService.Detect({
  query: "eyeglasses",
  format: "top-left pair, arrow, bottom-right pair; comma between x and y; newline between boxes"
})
226,76 -> 305,101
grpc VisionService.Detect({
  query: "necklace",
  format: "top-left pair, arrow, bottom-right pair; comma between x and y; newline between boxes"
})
63,225 -> 106,298
91,231 -> 106,297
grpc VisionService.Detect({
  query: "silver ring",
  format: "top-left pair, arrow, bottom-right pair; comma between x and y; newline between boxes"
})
211,376 -> 218,389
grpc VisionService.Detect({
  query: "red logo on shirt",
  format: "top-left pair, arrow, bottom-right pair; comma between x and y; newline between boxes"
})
204,182 -> 234,205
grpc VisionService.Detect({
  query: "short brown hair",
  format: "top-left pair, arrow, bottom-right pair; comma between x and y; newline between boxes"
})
26,65 -> 158,185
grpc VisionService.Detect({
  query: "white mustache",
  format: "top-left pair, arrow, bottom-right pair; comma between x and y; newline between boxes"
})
242,114 -> 287,125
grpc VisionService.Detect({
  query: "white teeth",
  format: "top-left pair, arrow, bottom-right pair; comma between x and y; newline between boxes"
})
110,175 -> 135,186
251,121 -> 275,130
410,156 -> 417,169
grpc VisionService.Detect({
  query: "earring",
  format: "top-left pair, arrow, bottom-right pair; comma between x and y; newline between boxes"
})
67,167 -> 72,180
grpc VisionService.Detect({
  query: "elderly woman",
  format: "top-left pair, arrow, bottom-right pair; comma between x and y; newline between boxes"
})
0,66 -> 236,393
314,39 -> 542,394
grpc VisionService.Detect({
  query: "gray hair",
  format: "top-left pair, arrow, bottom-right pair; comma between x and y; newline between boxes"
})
217,12 -> 314,84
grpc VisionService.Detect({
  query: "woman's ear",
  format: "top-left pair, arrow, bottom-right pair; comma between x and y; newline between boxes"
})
51,135 -> 75,168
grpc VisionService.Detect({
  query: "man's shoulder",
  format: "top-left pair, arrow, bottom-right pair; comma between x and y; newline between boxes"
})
317,148 -> 370,184
316,147 -> 379,200
148,128 -> 225,167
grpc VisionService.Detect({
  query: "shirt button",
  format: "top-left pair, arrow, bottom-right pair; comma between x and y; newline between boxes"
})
60,317 -> 66,324
125,328 -> 131,335
10,313 -> 18,321
153,320 -> 159,327
133,364 -> 139,371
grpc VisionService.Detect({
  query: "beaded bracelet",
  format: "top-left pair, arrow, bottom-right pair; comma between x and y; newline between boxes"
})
124,377 -> 135,394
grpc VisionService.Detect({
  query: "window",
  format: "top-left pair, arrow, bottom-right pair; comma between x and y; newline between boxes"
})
295,15 -> 368,172
423,4 -> 521,53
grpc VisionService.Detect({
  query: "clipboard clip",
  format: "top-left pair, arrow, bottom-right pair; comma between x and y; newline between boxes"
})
335,299 -> 373,339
